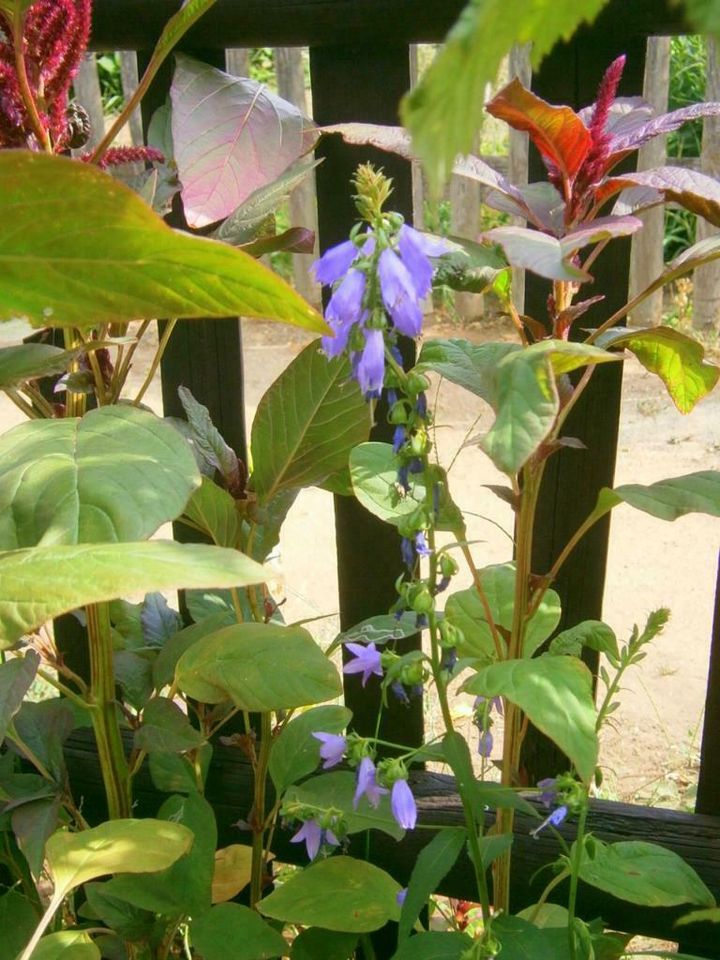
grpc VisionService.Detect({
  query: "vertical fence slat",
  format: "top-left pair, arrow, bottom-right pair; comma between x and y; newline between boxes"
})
309,44 -> 424,757
520,6 -> 648,785
73,53 -> 106,149
119,51 -> 144,146
694,36 -> 720,333
697,554 -> 720,814
628,36 -> 671,327
507,43 -> 531,313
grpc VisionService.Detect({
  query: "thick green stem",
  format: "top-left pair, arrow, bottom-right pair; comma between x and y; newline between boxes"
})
86,603 -> 131,819
12,8 -> 52,152
567,803 -> 589,960
250,712 -> 272,907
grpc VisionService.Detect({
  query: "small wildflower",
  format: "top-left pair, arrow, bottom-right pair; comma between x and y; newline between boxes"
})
391,681 -> 410,706
440,646 -> 458,674
312,732 -> 346,769
312,239 -> 358,285
530,804 -> 569,838
537,777 -> 558,808
396,888 -> 408,907
343,641 -> 383,687
391,779 -> 417,830
290,819 -> 340,860
354,757 -> 388,810
477,728 -> 493,758
377,248 -> 423,337
354,327 -> 385,398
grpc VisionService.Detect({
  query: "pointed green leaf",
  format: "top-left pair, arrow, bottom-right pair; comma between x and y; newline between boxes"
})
0,151 -> 325,332
178,386 -> 242,491
595,471 -> 720,523
415,339 -> 521,404
258,857 -> 401,932
285,771 -> 404,840
579,841 -> 715,907
462,655 -> 598,782
400,0 -> 610,192
350,441 -> 425,525
398,828 -> 466,942
149,743 -> 212,795
152,612 -> 231,690
676,906 -> 720,927
135,697 -> 205,753
0,541 -> 269,648
597,326 -> 718,413
47,819 -> 194,903
191,903 -> 287,960
12,796 -> 62,878
445,563 -> 561,659
442,731 -> 536,817
175,622 -> 341,711
251,342 -> 369,504
0,344 -> 77,389
269,704 -> 352,795
182,478 -> 242,548
392,932 -> 474,960
489,916 -> 571,959
549,621 -> 619,660
0,650 -> 39,742
152,0 -> 217,63
0,406 -> 200,550
82,883 -> 156,942
28,932 -> 100,960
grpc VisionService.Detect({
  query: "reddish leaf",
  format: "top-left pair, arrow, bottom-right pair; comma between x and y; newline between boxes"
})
559,215 -> 643,256
171,54 -> 305,228
487,78 -> 592,180
597,166 -> 720,226
485,181 -> 566,234
318,122 -> 413,159
607,102 -> 720,160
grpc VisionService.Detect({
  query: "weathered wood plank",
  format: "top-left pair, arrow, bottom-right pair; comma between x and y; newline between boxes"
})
63,733 -> 720,954
88,0 -> 690,52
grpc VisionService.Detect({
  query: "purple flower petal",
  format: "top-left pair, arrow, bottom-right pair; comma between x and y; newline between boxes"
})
530,804 -> 569,838
313,240 -> 358,285
355,327 -> 386,397
343,642 -> 383,687
291,819 -> 323,859
354,757 -> 388,809
396,888 -> 408,907
326,269 -> 366,326
391,779 -> 417,830
312,732 -> 347,769
477,728 -> 493,758
378,249 -> 423,337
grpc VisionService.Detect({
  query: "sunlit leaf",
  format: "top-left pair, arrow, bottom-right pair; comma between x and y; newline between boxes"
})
398,828 -> 467,943
0,541 -> 268,648
416,339 -> 521,404
258,857 -> 401,932
0,406 -> 200,550
211,845 -> 256,903
0,151 -> 325,333
400,0 -> 611,192
599,166 -> 720,226
28,932 -> 100,960
594,471 -> 720,524
462,655 -> 598,782
171,54 -> 305,228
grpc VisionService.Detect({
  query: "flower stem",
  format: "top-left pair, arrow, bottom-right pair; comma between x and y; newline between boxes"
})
133,319 -> 177,406
250,712 -> 272,907
566,803 -> 589,960
86,602 -> 131,819
12,8 -> 52,153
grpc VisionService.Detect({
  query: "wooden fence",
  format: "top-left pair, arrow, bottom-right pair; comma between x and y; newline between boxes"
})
66,1 -> 720,954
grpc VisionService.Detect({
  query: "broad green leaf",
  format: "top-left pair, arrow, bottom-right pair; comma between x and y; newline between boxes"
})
0,650 -> 39,742
487,78 -> 591,181
0,344 -> 77,389
175,622 -> 341,711
516,903 -> 569,927
0,890 -> 38,960
269,704 -> 352,795
597,326 -> 718,413
46,819 -> 193,906
251,342 -> 369,504
478,832 -> 514,870
549,620 -> 619,660
331,612 -> 419,652
0,406 -> 199,550
398,828 -> 466,942
113,650 -> 153,710
258,856 -> 401,932
676,906 -> 720,926
134,697 -> 205,753
191,903 -> 287,960
141,592 -> 182,648
350,442 -> 424,526
489,915 -> 571,959
172,54 -> 304,228
12,796 -> 62,878
415,339 -> 521,404
99,793 -> 216,919
0,541 -> 268,648
445,563 -> 561,659
152,612 -> 232,690
0,151 -> 325,332
592,471 -> 720,525
12,698 -> 75,781
579,840 -> 715,907
29,932 -> 100,960
82,882 -> 156,942
291,928 -> 358,960
217,157 -> 323,247
400,0 -> 610,192
462,655 -> 598,782
430,235 -> 510,295
482,341 -> 619,475
182,478 -> 242,548
149,743 -> 212,795
392,932 -> 473,960
285,771 -> 404,840
177,386 -> 242,492
211,844 -> 255,903
442,731 -> 536,816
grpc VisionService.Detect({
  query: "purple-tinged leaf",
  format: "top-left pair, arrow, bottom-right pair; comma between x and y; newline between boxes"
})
485,181 -> 566,234
12,796 -> 62,878
485,227 -> 589,281
595,326 -> 719,413
560,215 -> 643,257
556,295 -> 605,337
141,593 -> 183,648
0,650 -> 39,742
597,166 -> 720,227
608,102 -> 720,158
240,227 -> 315,258
611,184 -> 663,217
578,96 -> 652,138
171,54 -> 305,228
318,122 -> 413,159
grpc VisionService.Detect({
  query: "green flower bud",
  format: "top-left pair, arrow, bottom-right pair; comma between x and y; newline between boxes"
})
406,371 -> 431,396
439,553 -> 459,578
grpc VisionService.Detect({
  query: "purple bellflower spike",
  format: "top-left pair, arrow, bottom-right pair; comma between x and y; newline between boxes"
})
537,777 -> 558,808
401,537 -> 415,570
378,248 -> 423,337
312,732 -> 347,769
530,804 -> 569,839
354,757 -> 388,809
391,779 -> 417,830
391,681 -> 410,706
355,327 -> 385,397
397,225 -> 450,299
393,425 -> 407,454
396,888 -> 408,907
415,532 -> 431,557
344,641 -> 383,687
477,728 -> 493,758
291,819 -> 340,860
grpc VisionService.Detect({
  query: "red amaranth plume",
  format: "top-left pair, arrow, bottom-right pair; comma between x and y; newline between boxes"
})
90,146 -> 165,169
580,54 -> 626,185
